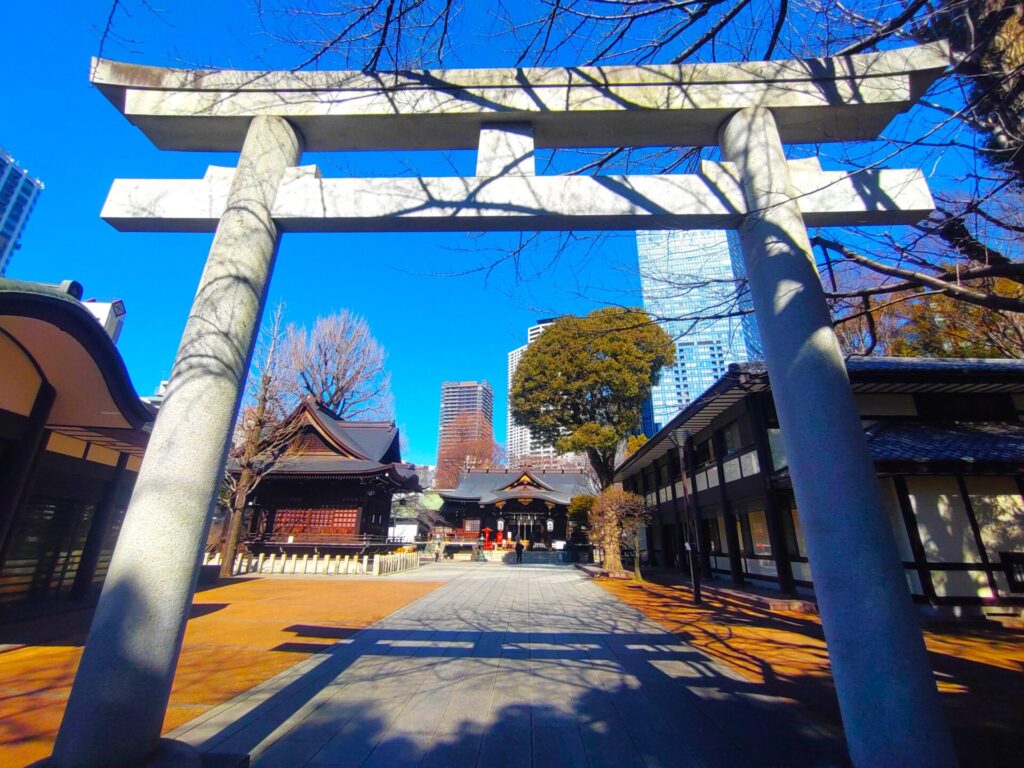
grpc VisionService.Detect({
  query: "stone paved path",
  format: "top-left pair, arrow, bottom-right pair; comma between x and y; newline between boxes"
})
171,564 -> 844,767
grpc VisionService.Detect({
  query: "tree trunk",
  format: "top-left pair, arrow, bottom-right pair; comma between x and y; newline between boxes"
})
586,447 -> 614,489
632,528 -> 642,581
602,522 -> 624,572
219,473 -> 252,578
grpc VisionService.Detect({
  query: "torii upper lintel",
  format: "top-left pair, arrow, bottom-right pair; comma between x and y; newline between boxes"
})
90,42 -> 948,152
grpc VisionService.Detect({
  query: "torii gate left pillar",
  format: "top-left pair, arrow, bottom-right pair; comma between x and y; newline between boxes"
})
49,45 -> 955,768
50,116 -> 301,768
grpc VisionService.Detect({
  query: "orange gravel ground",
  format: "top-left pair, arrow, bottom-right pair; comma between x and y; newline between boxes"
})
0,577 -> 441,767
600,577 -> 1024,768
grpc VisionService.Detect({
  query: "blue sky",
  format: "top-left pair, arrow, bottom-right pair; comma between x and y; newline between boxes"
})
0,3 -> 641,465
1,3 -> 979,465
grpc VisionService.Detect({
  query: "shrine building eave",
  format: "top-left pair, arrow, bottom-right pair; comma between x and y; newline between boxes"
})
439,470 -> 594,506
90,43 -> 948,152
230,457 -> 421,491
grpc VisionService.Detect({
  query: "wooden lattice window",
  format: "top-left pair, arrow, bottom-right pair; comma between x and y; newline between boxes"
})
274,508 -> 359,536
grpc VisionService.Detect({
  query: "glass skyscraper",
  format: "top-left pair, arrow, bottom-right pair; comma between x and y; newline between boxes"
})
637,229 -> 763,433
0,148 -> 43,276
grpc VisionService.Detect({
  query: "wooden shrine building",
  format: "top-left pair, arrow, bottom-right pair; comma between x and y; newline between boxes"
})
243,400 -> 420,555
438,469 -> 593,549
0,278 -> 153,604
615,358 -> 1024,614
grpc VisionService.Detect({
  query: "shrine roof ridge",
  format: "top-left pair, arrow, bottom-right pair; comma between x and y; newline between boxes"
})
89,42 -> 949,152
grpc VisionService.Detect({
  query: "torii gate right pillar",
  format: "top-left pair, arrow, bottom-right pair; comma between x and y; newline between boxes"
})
721,107 -> 956,767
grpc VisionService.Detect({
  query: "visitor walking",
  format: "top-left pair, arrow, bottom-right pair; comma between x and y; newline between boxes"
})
515,539 -> 524,564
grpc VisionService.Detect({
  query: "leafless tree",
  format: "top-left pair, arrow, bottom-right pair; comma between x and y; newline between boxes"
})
435,411 -> 504,488
97,1 -> 1024,354
219,303 -> 301,577
247,0 -> 1023,354
285,310 -> 394,419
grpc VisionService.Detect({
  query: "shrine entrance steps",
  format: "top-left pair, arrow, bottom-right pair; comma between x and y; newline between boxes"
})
479,550 -> 572,565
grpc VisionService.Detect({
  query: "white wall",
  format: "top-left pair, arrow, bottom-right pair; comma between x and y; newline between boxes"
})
907,476 -> 990,598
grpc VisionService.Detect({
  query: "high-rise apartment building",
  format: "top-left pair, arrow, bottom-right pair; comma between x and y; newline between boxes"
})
507,321 -> 586,470
507,320 -> 556,464
0,148 -> 44,276
637,229 -> 763,433
436,381 -> 495,488
437,381 -> 494,457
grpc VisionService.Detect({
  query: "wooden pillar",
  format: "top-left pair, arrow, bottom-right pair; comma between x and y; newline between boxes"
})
955,474 -> 999,597
0,381 -> 55,568
723,511 -> 744,585
748,393 -> 795,594
70,453 -> 131,599
667,453 -> 687,573
712,428 -> 743,585
893,476 -> 936,603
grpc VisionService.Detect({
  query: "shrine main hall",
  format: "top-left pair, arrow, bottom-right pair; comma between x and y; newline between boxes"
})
438,469 -> 592,550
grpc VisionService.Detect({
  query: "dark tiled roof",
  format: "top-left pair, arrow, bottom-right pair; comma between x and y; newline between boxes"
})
230,402 -> 418,489
616,356 -> 1024,480
440,469 -> 595,505
310,406 -> 400,462
729,357 -> 1024,378
864,421 -> 1024,464
848,357 -> 1024,375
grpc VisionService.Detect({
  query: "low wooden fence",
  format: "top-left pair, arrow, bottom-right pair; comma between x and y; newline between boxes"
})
372,551 -> 419,576
202,550 -> 421,577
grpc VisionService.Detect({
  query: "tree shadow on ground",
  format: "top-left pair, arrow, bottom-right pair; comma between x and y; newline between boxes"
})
184,624 -> 846,768
614,575 -> 1024,768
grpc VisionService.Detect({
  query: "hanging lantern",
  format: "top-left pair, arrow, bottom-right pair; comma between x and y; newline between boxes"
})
497,518 -> 505,531
546,517 -> 554,532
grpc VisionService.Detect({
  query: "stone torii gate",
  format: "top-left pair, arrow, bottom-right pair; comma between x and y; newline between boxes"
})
51,44 -> 954,768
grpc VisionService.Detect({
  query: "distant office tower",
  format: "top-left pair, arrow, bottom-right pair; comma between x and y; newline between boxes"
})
437,380 -> 494,462
0,148 -> 43,276
638,229 -> 763,432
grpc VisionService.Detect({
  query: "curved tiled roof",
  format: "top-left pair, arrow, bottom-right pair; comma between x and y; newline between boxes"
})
230,401 -> 419,490
440,469 -> 594,505
0,278 -> 153,455
305,403 -> 400,462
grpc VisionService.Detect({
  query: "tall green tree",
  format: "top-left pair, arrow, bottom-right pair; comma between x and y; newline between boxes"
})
510,307 -> 674,488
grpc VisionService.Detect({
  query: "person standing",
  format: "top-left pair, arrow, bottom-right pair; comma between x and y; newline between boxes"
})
515,539 -> 524,564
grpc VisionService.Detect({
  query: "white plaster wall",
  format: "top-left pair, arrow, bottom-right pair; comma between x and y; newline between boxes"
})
965,475 -> 1024,597
966,476 -> 1024,553
907,476 -> 989,598
879,478 -> 914,562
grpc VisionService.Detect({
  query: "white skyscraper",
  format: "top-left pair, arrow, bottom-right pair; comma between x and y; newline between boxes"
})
638,229 -> 763,432
507,320 -> 556,464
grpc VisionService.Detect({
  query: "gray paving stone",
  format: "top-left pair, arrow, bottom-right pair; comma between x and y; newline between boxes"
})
532,726 -> 587,768
167,563 -> 843,767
